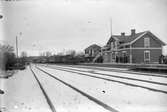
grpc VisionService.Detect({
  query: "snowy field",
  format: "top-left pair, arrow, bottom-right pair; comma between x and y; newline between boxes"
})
35,64 -> 167,112
0,68 -> 51,112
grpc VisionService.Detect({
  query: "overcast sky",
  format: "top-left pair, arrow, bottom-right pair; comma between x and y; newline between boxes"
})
1,0 -> 167,56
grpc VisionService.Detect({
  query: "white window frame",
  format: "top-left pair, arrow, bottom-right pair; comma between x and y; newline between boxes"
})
111,52 -> 115,62
144,37 -> 150,48
111,42 -> 114,49
115,41 -> 117,49
92,49 -> 94,56
89,50 -> 91,55
144,50 -> 150,62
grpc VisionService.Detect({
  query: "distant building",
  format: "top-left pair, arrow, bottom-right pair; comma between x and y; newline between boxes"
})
102,29 -> 166,64
84,44 -> 101,62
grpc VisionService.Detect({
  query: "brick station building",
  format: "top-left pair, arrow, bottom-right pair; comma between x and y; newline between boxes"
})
102,29 -> 166,64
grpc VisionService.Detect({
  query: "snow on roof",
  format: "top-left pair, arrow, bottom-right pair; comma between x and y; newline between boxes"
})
107,30 -> 166,46
107,31 -> 146,44
85,44 -> 101,50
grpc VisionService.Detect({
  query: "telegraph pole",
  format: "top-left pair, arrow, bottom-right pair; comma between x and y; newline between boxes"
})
16,36 -> 18,59
110,17 -> 112,36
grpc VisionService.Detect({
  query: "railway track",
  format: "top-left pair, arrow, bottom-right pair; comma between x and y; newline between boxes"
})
55,64 -> 167,78
30,65 -> 119,112
47,65 -> 167,86
30,66 -> 56,112
38,65 -> 167,95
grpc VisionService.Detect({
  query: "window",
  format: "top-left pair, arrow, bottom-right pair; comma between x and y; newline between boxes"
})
115,41 -> 117,49
111,42 -> 114,49
144,37 -> 150,48
112,52 -> 115,60
122,51 -> 128,63
89,49 -> 92,55
125,45 -> 130,48
119,46 -> 123,49
144,51 -> 150,62
122,51 -> 127,57
115,52 -> 118,56
92,49 -> 94,56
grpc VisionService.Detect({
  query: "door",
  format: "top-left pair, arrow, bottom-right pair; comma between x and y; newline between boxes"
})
144,50 -> 150,63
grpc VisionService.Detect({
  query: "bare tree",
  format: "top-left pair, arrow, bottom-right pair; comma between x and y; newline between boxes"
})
20,51 -> 27,58
0,44 -> 14,53
45,51 -> 52,57
0,44 -> 16,70
76,51 -> 84,56
66,50 -> 76,56
20,51 -> 28,65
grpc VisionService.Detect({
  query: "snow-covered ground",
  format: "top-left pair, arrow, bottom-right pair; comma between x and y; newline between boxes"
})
0,68 -> 51,112
1,64 -> 167,112
35,64 -> 167,112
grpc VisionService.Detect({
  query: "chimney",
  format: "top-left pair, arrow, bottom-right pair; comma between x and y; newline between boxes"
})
131,29 -> 136,36
121,32 -> 125,37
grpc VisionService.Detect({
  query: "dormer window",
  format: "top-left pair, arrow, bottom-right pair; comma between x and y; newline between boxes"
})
144,37 -> 150,48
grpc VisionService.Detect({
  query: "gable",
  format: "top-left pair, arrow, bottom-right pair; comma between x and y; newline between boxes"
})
106,36 -> 117,45
131,31 -> 166,46
106,32 -> 146,45
132,33 -> 162,47
106,30 -> 166,48
117,32 -> 145,43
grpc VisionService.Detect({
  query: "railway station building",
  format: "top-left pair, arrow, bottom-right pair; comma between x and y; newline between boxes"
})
101,29 -> 166,64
